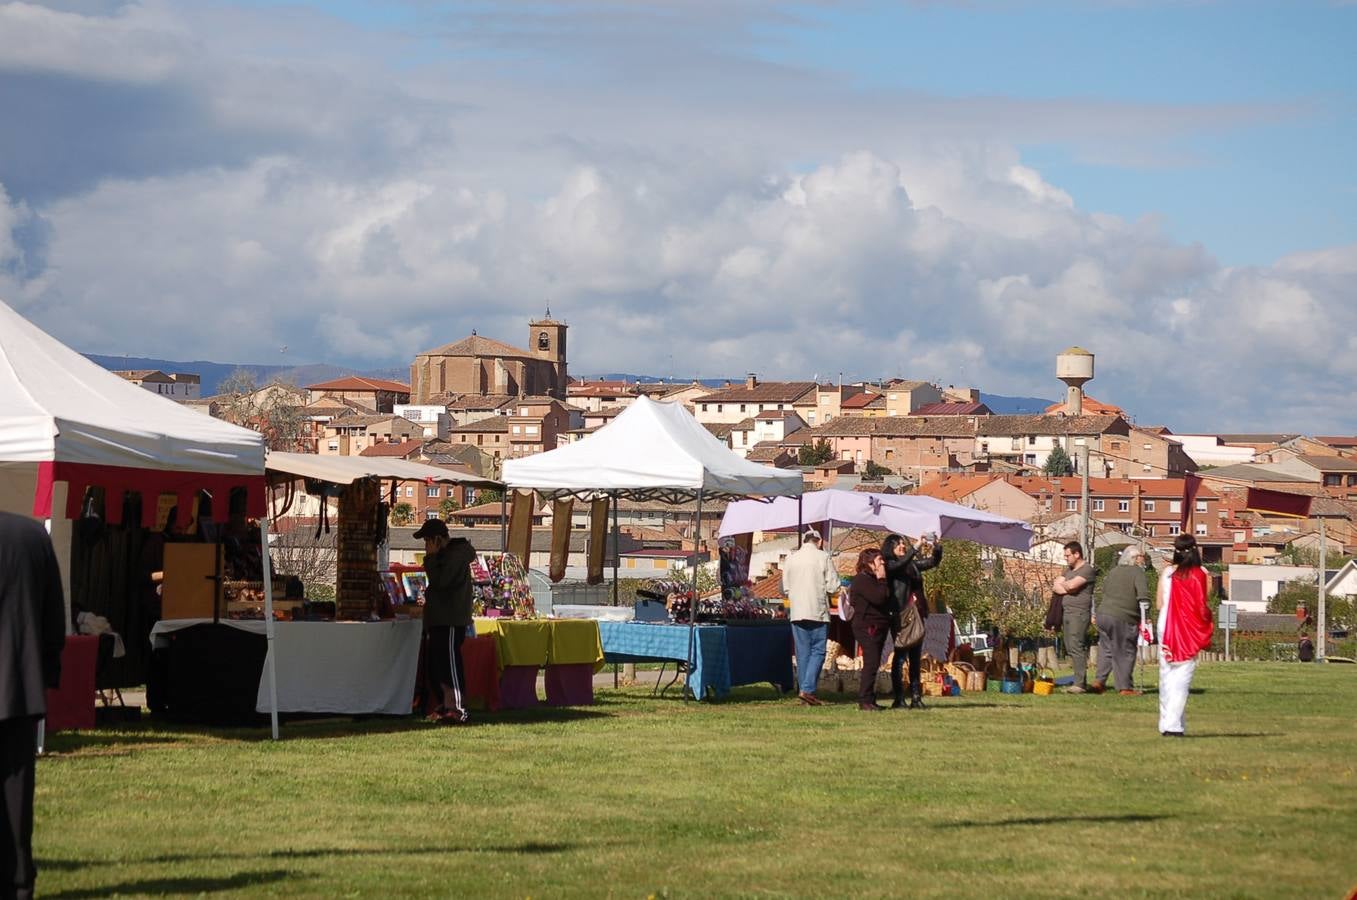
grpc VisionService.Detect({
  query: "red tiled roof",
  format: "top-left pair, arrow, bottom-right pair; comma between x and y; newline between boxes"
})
841,392 -> 883,409
358,439 -> 424,458
912,401 -> 992,416
750,573 -> 784,600
308,376 -> 411,393
696,381 -> 817,404
1043,395 -> 1123,416
418,334 -> 533,358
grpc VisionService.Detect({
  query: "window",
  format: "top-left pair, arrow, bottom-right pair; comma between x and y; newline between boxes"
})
1028,436 -> 1036,446
1142,465 -> 1152,473
526,425 -> 538,435
1169,500 -> 1182,513
426,509 -> 440,520
1168,524 -> 1181,536
1324,474 -> 1342,487
1118,500 -> 1129,512
807,412 -> 815,424
888,394 -> 897,401
701,404 -> 708,412
1065,498 -> 1078,511
981,442 -> 989,453
1143,444 -> 1152,450
327,441 -> 339,451
1143,500 -> 1155,512
1196,500 -> 1208,512
1092,499 -> 1104,512
427,487 -> 440,498
739,404 -> 747,413
717,405 -> 724,413
1024,454 -> 1036,465
405,486 -> 414,497
1195,523 -> 1208,536
476,435 -> 484,446
820,396 -> 829,404
1110,441 -> 1121,450
511,425 -> 521,434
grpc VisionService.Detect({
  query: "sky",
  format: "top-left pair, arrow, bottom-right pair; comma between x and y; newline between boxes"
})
0,0 -> 1354,433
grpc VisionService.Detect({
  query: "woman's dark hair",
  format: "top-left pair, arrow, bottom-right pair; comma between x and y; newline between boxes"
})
856,548 -> 883,576
1171,533 -> 1202,573
881,533 -> 910,559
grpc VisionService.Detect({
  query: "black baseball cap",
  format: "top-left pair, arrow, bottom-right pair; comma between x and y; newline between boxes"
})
412,519 -> 450,539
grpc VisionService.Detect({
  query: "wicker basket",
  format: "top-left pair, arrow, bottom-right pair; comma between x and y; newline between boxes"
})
945,662 -> 976,694
817,671 -> 842,694
1032,667 -> 1057,696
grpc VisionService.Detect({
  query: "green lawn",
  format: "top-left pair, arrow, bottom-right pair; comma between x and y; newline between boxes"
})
37,663 -> 1357,898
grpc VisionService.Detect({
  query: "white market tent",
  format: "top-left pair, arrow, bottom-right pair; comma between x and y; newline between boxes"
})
502,396 -> 803,698
0,297 -> 267,601
501,395 -> 803,501
265,451 -> 503,490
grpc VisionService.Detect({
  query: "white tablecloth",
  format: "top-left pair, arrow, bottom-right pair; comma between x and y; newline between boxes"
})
150,619 -> 423,716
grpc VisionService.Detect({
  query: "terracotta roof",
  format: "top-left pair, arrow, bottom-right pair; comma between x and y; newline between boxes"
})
977,415 -> 1125,437
448,501 -> 519,519
1296,455 -> 1357,472
1216,434 -> 1300,445
916,475 -> 1003,502
703,422 -> 737,440
1006,475 -> 1218,499
418,334 -> 534,359
750,573 -> 784,600
325,414 -> 413,430
695,381 -> 817,404
449,417 -> 511,433
509,396 -> 569,408
817,416 -> 976,437
1316,436 -> 1357,448
913,401 -> 992,416
1043,395 -> 1124,416
307,376 -> 411,393
359,439 -> 425,458
746,445 -> 792,463
883,379 -> 930,390
444,394 -> 514,411
840,392 -> 883,410
1200,464 -> 1313,484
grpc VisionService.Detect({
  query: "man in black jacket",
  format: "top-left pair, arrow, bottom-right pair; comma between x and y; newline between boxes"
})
415,519 -> 477,724
0,512 -> 68,900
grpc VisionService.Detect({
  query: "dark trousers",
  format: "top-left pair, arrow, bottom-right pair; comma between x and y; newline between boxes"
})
891,641 -> 923,698
425,626 -> 469,722
853,622 -> 890,704
1,716 -> 38,900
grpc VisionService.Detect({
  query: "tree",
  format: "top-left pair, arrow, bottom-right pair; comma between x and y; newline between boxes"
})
985,578 -> 1046,639
1043,444 -> 1074,476
1268,581 -> 1353,630
477,488 -> 504,505
798,439 -> 835,466
390,502 -> 415,526
861,460 -> 892,481
923,539 -> 987,628
216,369 -> 310,452
438,497 -> 461,518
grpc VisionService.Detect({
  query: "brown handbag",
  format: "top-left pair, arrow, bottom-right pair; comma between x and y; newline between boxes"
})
894,600 -> 925,649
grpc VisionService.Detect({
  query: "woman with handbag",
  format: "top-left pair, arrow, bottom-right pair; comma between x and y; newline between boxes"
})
1156,534 -> 1214,736
849,548 -> 892,711
883,533 -> 943,709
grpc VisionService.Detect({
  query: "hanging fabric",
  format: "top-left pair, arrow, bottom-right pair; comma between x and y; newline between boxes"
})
506,489 -> 535,567
586,496 -> 610,585
549,497 -> 574,583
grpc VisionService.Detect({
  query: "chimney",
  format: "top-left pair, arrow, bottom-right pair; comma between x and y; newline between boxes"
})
746,373 -> 758,389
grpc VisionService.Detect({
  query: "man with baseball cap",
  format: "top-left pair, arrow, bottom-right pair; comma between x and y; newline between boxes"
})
413,519 -> 477,723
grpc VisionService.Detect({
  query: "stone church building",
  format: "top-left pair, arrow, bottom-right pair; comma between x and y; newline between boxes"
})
409,315 -> 568,403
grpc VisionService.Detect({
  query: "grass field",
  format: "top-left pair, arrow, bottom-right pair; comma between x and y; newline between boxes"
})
37,663 -> 1357,898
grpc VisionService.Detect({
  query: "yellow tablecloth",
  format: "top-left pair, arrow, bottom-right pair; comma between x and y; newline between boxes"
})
547,619 -> 605,672
472,618 -> 604,672
474,618 -> 550,668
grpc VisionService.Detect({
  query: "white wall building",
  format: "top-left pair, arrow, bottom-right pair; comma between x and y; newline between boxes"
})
1227,564 -> 1318,613
394,404 -> 451,440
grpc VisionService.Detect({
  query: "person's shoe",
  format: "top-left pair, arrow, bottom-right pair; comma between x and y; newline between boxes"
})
1118,689 -> 1144,696
1065,684 -> 1087,694
1160,731 -> 1184,737
908,692 -> 926,710
858,701 -> 884,712
890,692 -> 908,709
797,691 -> 822,706
1088,681 -> 1107,695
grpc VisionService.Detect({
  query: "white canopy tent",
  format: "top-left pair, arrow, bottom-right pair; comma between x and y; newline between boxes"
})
265,451 -> 503,491
502,396 -> 803,698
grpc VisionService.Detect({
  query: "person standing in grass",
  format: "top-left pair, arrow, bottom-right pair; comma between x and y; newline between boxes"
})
783,529 -> 840,706
849,549 -> 892,711
1156,534 -> 1214,737
882,533 -> 942,710
1092,545 -> 1148,695
1052,541 -> 1097,694
0,512 -> 67,900
416,519 -> 477,725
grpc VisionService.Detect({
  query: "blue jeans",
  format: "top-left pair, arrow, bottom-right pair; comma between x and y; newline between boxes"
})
792,621 -> 828,695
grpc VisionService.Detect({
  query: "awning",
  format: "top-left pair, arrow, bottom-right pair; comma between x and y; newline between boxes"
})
265,451 -> 503,489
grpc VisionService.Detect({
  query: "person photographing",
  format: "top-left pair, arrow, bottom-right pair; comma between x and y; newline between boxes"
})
882,532 -> 942,710
415,519 -> 477,725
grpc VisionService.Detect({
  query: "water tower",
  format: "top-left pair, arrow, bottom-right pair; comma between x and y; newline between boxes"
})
1056,346 -> 1094,416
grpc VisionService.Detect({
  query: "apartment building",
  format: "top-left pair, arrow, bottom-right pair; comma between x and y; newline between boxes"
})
114,369 -> 201,399
693,377 -> 817,425
320,414 -> 425,456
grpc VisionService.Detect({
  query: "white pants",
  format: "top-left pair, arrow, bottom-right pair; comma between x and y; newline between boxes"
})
1158,649 -> 1196,734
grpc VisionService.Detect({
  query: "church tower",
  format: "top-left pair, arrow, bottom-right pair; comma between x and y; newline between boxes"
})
529,310 -> 568,398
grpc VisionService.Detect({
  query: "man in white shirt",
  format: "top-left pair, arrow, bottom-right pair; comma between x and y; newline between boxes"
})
783,529 -> 840,705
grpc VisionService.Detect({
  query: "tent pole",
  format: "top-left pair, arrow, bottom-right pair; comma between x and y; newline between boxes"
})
611,491 -> 620,607
260,509 -> 280,741
500,492 -> 508,556
686,488 -> 704,701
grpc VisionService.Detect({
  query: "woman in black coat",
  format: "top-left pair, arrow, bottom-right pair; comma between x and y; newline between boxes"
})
848,548 -> 891,711
882,533 -> 943,709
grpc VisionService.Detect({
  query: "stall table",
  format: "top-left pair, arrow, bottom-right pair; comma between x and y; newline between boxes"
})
150,618 -> 422,719
598,621 -> 794,700
472,618 -> 604,708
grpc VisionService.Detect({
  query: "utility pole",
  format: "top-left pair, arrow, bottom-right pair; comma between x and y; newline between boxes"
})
1079,440 -> 1091,554
1317,514 -> 1328,663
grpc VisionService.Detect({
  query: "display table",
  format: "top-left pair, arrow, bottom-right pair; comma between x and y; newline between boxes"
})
44,635 -> 98,732
598,621 -> 794,700
150,619 -> 422,718
472,618 -> 604,708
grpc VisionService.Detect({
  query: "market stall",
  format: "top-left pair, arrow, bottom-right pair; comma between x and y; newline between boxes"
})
502,396 -> 804,700
0,298 -> 268,734
470,617 -> 605,708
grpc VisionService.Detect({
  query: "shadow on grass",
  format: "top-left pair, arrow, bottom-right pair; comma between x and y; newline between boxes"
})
46,869 -> 294,898
935,813 -> 1171,829
42,731 -> 188,755
1187,732 -> 1282,739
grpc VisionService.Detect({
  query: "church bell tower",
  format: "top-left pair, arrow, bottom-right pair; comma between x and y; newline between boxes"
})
529,309 -> 568,398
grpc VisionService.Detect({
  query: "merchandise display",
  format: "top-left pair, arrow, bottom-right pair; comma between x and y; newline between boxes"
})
644,577 -> 781,625
472,552 -> 536,618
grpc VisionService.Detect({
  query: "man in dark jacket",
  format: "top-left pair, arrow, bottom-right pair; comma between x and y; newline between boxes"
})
1091,545 -> 1148,694
1,512 -> 67,900
415,519 -> 477,724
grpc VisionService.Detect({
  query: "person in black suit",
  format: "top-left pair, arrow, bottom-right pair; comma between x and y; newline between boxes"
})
0,511 -> 68,900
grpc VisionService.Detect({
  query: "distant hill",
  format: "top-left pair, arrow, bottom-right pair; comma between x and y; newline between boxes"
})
86,355 -> 408,396
980,393 -> 1057,415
